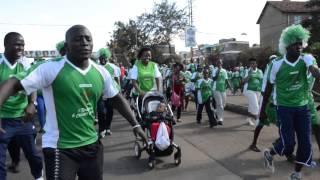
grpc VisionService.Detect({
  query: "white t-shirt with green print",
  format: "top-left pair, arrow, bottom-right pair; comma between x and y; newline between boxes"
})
18,57 -> 119,149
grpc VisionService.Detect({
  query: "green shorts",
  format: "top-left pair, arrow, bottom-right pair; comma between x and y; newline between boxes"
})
259,102 -> 277,126
308,98 -> 320,125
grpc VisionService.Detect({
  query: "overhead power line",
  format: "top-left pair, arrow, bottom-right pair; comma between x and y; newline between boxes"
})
0,22 -> 109,29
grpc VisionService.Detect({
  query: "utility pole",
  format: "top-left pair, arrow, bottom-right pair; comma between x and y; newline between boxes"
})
188,0 -> 194,60
189,0 -> 193,27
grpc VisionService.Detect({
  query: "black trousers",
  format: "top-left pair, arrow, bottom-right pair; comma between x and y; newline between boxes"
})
43,141 -> 103,180
196,98 -> 217,125
8,137 -> 20,164
97,98 -> 114,132
171,105 -> 182,119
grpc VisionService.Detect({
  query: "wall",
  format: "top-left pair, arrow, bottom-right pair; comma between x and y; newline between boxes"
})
260,5 -> 287,51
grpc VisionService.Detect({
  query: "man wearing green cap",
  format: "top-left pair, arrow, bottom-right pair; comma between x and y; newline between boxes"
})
97,47 -> 120,137
260,25 -> 320,180
56,41 -> 66,56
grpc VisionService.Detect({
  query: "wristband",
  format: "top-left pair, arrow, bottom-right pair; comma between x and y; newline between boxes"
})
133,124 -> 141,129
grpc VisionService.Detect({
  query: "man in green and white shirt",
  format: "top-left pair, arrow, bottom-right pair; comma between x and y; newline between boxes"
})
212,59 -> 229,125
195,68 -> 217,127
260,25 -> 320,179
0,25 -> 147,180
187,58 -> 197,73
191,66 -> 203,109
0,32 -> 43,180
231,67 -> 241,95
243,58 -> 263,126
306,57 -> 320,160
249,55 -> 279,152
97,48 -> 120,137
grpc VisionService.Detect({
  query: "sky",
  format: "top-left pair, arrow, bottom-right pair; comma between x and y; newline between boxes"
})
0,0 -> 307,52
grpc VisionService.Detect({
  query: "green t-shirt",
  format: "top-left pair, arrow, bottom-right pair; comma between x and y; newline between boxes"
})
183,71 -> 192,83
17,57 -> 119,149
213,68 -> 228,92
136,60 -> 157,92
270,57 -> 309,107
231,71 -> 241,88
0,56 -> 30,118
188,63 -> 196,73
246,69 -> 263,92
196,78 -> 213,104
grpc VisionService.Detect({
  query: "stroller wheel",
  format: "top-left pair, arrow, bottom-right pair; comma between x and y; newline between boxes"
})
148,159 -> 155,169
174,157 -> 181,166
134,142 -> 141,159
174,150 -> 181,166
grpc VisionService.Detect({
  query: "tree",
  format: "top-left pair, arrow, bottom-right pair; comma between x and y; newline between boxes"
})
109,19 -> 151,56
108,19 -> 151,65
308,42 -> 320,61
304,0 -> 320,44
139,0 -> 188,48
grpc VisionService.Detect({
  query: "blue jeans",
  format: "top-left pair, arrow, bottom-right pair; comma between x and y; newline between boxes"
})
37,95 -> 46,129
0,118 -> 43,179
273,105 -> 312,166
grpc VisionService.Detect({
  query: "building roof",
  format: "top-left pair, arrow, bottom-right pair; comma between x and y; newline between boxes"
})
257,1 -> 320,24
220,50 -> 241,54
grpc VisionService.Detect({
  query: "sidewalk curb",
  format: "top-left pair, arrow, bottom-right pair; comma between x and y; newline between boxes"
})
225,103 -> 248,116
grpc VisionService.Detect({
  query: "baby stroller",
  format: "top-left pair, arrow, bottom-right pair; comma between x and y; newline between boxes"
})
133,91 -> 182,169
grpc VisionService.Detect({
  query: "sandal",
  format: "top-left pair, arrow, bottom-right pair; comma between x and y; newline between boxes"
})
249,144 -> 261,152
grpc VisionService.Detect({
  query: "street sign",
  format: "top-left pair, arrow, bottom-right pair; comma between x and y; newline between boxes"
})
185,26 -> 196,47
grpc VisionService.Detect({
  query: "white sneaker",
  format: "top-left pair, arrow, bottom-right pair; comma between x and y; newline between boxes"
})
100,130 -> 106,138
36,177 -> 44,180
106,129 -> 112,135
246,118 -> 255,126
263,149 -> 275,173
289,172 -> 302,180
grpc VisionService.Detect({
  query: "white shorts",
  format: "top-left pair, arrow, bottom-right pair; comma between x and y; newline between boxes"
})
244,90 -> 261,115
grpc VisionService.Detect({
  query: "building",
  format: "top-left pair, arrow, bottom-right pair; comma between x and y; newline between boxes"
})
178,39 -> 249,67
219,39 -> 249,68
257,0 -> 319,51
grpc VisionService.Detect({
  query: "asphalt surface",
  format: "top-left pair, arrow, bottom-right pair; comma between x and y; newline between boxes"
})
7,95 -> 320,180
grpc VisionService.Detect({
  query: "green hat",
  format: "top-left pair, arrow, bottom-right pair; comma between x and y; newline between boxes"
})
98,48 -> 111,59
56,41 -> 65,52
278,24 -> 310,55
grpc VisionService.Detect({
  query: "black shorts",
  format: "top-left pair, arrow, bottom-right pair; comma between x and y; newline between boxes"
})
43,140 -> 103,180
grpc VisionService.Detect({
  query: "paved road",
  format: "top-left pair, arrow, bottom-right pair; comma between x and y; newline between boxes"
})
7,99 -> 320,180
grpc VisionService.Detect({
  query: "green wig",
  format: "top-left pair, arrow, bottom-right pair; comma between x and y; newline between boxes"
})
98,48 -> 111,59
56,41 -> 65,52
278,24 -> 310,55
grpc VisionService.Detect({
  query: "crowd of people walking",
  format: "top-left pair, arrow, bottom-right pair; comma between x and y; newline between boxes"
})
0,24 -> 319,180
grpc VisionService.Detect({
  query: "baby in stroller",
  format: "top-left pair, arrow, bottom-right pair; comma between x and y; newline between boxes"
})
134,93 -> 181,169
148,102 -> 176,125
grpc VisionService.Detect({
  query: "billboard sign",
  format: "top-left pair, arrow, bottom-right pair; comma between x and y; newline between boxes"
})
185,26 -> 196,47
